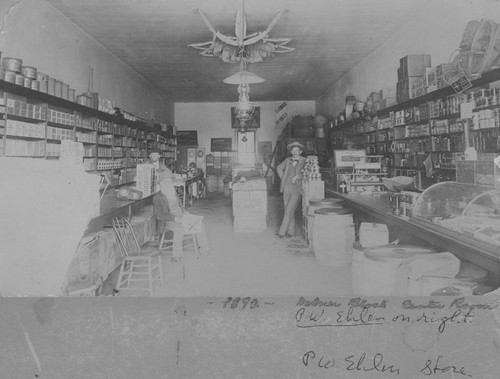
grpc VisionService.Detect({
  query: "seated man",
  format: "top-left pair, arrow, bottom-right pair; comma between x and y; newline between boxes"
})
153,171 -> 209,263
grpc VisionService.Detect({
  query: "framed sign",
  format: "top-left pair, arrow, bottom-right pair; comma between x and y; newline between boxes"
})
333,149 -> 366,168
211,138 -> 232,152
231,106 -> 260,129
177,130 -> 198,146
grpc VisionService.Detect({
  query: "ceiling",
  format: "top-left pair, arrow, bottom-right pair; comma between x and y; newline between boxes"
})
46,0 -> 429,103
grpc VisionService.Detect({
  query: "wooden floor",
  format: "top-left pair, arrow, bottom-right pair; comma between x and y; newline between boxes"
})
101,191 -> 354,297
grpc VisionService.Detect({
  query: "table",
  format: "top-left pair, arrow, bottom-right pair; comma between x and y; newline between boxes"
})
326,187 -> 500,284
174,175 -> 203,207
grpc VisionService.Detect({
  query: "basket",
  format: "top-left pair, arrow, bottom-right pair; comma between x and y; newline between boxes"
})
382,176 -> 414,192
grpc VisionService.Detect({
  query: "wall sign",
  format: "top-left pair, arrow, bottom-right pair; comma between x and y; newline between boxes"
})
176,130 -> 198,146
211,138 -> 232,152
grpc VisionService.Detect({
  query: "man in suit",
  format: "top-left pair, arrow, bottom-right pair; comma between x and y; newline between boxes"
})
276,141 -> 307,238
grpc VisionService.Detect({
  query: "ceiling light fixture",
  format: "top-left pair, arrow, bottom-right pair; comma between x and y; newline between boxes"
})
224,59 -> 264,130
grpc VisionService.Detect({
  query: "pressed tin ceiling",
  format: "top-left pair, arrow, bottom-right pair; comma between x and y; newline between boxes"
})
45,0 -> 431,102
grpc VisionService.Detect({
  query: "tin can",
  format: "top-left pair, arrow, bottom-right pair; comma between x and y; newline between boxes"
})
4,70 -> 16,83
23,77 -> 32,88
2,57 -> 22,73
37,72 -> 49,93
55,80 -> 62,97
15,74 -> 24,86
47,77 -> 56,95
31,80 -> 40,91
61,83 -> 69,100
22,66 -> 37,79
0,67 -> 5,80
69,88 -> 76,102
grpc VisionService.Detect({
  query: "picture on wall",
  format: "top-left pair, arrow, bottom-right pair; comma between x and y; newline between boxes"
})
177,130 -> 198,146
231,106 -> 260,129
211,138 -> 232,152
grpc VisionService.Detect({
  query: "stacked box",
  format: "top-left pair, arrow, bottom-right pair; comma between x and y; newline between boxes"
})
232,179 -> 267,232
400,54 -> 432,77
397,54 -> 432,103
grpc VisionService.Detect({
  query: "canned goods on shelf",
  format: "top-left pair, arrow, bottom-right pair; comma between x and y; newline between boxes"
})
31,80 -> 40,91
62,83 -> 69,100
15,74 -> 24,86
55,80 -> 63,97
2,57 -> 22,73
23,77 -> 32,88
4,70 -> 16,83
47,78 -> 56,95
37,72 -> 49,93
22,66 -> 37,79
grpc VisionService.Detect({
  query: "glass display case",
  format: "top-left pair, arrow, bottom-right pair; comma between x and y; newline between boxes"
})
413,182 -> 489,231
458,189 -> 500,246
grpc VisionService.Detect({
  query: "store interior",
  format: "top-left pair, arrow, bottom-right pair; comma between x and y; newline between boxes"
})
1,0 -> 500,299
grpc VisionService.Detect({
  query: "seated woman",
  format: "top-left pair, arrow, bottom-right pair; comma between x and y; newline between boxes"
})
153,171 -> 209,263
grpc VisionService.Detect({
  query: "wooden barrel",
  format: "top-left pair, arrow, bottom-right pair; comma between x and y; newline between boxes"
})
359,245 -> 434,296
312,208 -> 354,266
305,199 -> 344,249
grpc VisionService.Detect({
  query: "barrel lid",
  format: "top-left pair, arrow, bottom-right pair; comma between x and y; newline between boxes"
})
364,245 -> 434,262
310,198 -> 343,205
314,207 -> 352,215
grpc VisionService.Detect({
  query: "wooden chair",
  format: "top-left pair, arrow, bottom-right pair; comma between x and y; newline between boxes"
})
112,217 -> 163,296
159,214 -> 205,259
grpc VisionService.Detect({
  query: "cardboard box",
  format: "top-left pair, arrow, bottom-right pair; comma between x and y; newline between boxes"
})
400,54 -> 432,78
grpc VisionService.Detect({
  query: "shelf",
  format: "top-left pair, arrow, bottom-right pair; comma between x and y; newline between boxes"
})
470,127 -> 500,132
474,103 -> 500,112
47,121 -> 75,130
4,113 -> 46,123
78,141 -> 97,144
4,134 -> 45,140
379,68 -> 500,116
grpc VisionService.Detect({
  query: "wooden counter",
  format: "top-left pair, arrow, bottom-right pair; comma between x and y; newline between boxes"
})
84,190 -> 153,236
326,187 -> 500,281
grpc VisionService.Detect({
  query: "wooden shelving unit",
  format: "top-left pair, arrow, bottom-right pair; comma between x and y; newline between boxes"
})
0,79 -> 176,187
